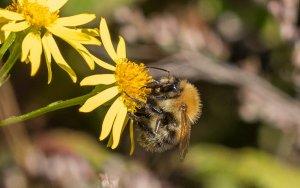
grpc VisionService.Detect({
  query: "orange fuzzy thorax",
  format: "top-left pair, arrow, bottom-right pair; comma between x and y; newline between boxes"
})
158,80 -> 202,124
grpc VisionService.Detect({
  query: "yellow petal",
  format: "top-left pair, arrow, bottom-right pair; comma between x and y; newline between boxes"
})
61,39 -> 95,69
0,10 -> 24,21
42,34 -> 52,84
76,28 -> 99,37
129,119 -> 135,155
0,24 -> 10,44
24,58 -> 30,64
117,36 -> 126,59
100,18 -> 118,61
36,0 -> 47,4
73,28 -> 101,44
80,74 -> 116,86
78,51 -> 95,70
21,32 -> 42,76
111,103 -> 128,149
47,24 -> 97,43
77,35 -> 100,45
121,116 -> 129,133
56,14 -> 96,26
21,33 -> 32,62
79,86 -> 119,112
46,0 -> 68,12
92,55 -> 116,71
42,35 -> 52,64
45,33 -> 77,82
28,33 -> 42,76
106,133 -> 113,147
1,21 -> 29,32
0,17 -> 8,23
100,97 -> 123,140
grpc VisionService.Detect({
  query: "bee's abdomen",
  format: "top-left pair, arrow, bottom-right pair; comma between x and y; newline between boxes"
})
136,127 -> 179,153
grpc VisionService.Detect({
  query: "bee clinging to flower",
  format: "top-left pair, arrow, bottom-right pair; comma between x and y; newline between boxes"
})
129,70 -> 202,161
79,18 -> 201,159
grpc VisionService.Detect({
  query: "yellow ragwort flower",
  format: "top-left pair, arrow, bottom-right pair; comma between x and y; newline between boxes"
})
0,0 -> 101,83
79,18 -> 153,153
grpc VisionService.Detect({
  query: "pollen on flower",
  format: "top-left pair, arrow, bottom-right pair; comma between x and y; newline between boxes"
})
8,0 -> 58,29
115,59 -> 153,113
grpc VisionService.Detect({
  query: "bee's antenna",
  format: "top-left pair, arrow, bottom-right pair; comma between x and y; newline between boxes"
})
123,91 -> 145,107
146,66 -> 170,77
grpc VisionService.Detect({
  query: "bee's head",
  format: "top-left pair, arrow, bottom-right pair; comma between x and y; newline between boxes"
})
157,76 -> 180,93
144,67 -> 181,98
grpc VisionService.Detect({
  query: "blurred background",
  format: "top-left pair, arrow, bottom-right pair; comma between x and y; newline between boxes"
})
1,0 -> 300,187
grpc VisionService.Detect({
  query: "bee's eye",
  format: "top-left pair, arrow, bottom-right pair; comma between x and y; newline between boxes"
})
172,83 -> 179,91
161,84 -> 173,92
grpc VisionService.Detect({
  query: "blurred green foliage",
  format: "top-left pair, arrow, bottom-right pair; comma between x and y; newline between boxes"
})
61,0 -> 135,17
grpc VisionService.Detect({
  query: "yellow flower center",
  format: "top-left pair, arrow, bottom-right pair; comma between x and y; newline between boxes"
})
115,59 -> 153,113
7,0 -> 58,29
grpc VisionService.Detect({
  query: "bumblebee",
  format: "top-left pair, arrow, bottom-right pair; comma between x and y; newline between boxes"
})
129,74 -> 202,161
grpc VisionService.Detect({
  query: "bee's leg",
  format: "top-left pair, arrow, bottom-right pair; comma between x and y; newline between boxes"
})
144,80 -> 160,88
127,112 -> 143,122
124,92 -> 145,107
155,111 -> 169,133
124,90 -> 164,115
154,116 -> 163,133
129,109 -> 164,134
124,91 -> 166,132
144,103 -> 163,114
141,103 -> 166,133
124,91 -> 163,115
128,112 -> 154,134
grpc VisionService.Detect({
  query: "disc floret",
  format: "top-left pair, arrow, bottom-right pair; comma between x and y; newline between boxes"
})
115,59 -> 153,113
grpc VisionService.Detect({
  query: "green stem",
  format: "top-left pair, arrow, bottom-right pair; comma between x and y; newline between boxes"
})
0,33 -> 22,86
0,33 -> 16,60
0,90 -> 98,127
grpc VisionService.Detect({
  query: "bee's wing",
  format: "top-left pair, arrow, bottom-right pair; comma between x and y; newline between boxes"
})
179,104 -> 191,161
